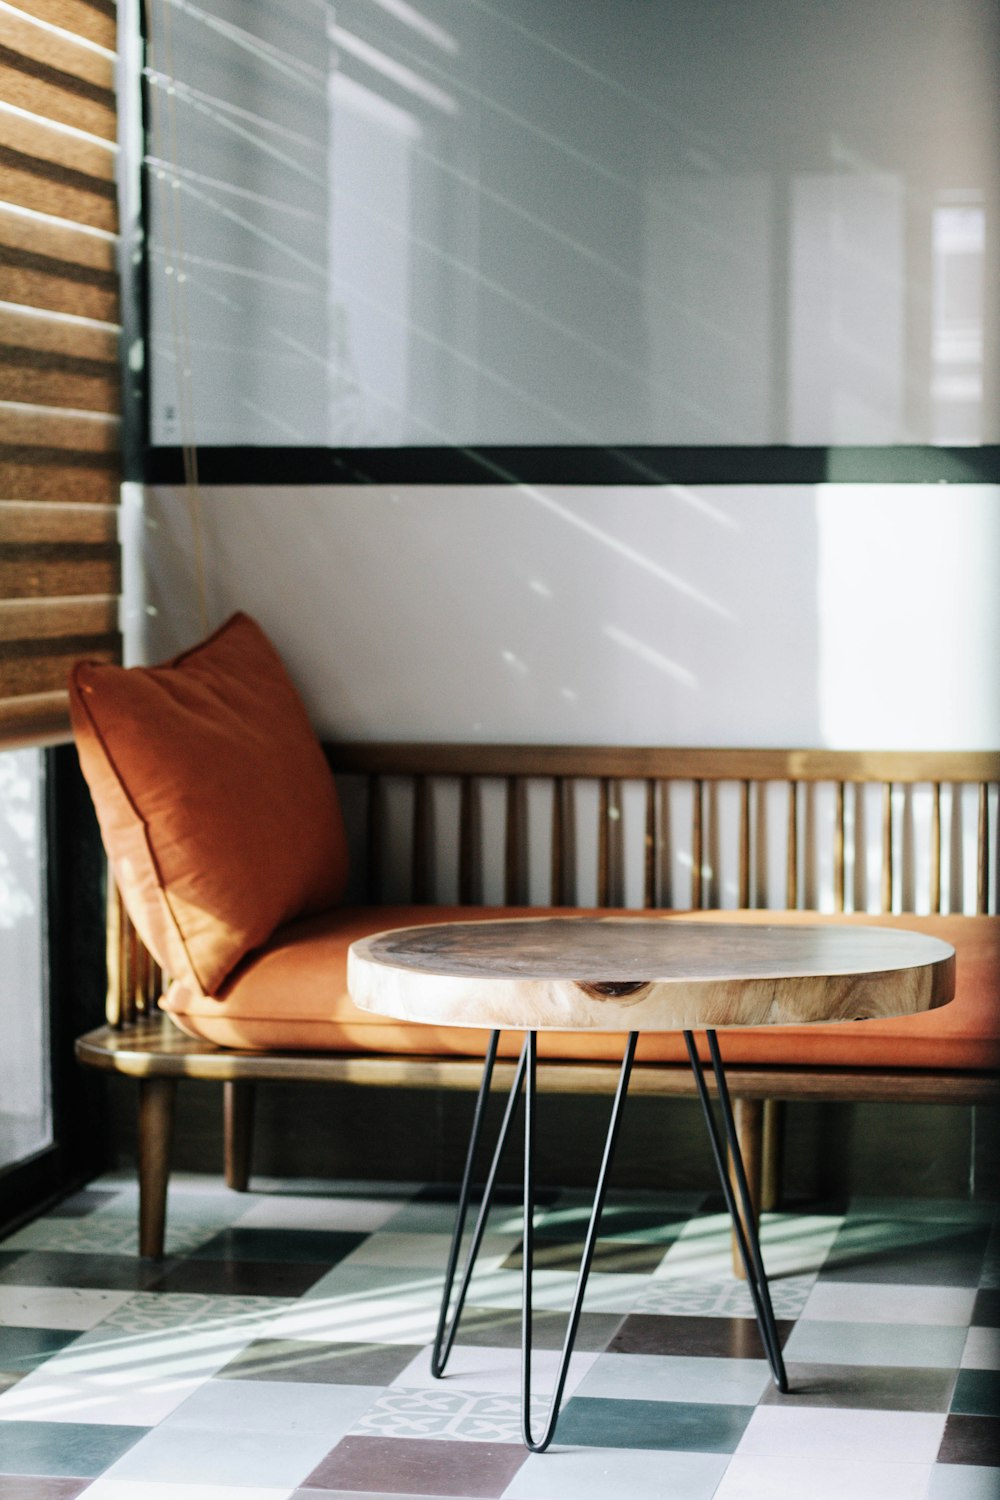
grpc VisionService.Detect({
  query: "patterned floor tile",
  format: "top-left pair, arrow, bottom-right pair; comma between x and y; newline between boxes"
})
553,1394 -> 754,1451
0,1175 -> 995,1498
635,1273 -> 814,1319
218,1338 -> 422,1385
760,1361 -> 956,1412
0,1288 -> 132,1332
502,1445 -> 728,1498
608,1313 -> 794,1360
352,1388 -> 535,1445
302,1434 -> 527,1495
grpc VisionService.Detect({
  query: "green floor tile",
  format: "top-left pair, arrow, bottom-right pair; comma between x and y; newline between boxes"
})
952,1370 -> 1000,1418
0,1421 -> 147,1477
554,1395 -> 753,1451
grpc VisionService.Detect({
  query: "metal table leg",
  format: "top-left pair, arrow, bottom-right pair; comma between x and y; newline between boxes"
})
683,1029 -> 789,1392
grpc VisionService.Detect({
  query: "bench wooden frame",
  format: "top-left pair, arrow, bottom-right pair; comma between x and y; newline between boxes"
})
75,744 -> 1000,1259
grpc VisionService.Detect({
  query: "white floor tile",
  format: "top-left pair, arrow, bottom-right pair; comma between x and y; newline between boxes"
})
961,1325 -> 1000,1369
337,1229 -> 516,1270
654,1212 -> 841,1280
79,1484 -> 295,1500
736,1405 -> 946,1464
231,1194 -> 407,1232
926,1464 -> 1000,1498
502,1446 -> 729,1499
714,1454 -> 933,1500
801,1281 -> 977,1326
0,1285 -> 132,1330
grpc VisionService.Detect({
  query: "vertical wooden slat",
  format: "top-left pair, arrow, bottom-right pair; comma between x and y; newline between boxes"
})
597,777 -> 610,907
691,778 -> 703,910
786,780 -> 798,910
931,782 -> 942,914
643,777 -> 657,909
738,779 -> 751,908
105,872 -> 122,1026
366,773 -> 382,903
458,774 -> 474,905
551,775 -> 565,905
881,782 -> 893,913
977,782 -> 989,915
834,781 -> 846,913
122,907 -> 136,1029
504,774 -> 520,905
411,774 -> 429,903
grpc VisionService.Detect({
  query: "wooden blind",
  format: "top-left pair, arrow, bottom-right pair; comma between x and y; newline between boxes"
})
0,0 -> 122,748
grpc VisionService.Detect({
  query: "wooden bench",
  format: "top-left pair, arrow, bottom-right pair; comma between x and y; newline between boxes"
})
75,744 -> 1000,1260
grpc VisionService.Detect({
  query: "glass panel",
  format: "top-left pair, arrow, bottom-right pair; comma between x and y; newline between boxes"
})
0,749 -> 50,1171
146,0 -> 1000,449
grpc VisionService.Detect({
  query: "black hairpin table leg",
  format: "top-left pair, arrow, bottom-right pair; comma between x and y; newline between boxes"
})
521,1029 -> 638,1452
431,1030 -> 528,1378
683,1029 -> 789,1392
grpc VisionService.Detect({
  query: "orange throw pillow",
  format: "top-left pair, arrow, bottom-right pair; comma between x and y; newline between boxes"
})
69,612 -> 349,995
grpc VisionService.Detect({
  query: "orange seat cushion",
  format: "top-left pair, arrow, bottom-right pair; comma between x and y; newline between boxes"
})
70,612 -> 349,995
160,908 -> 1000,1072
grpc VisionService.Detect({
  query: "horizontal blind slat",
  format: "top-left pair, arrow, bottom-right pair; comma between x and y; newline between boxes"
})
0,0 -> 121,751
0,593 -> 118,640
0,11 -> 116,89
0,688 -> 72,747
16,0 -> 117,52
0,104 -> 116,178
0,150 -> 118,231
0,633 -> 120,695
0,547 -> 119,598
0,57 -> 116,140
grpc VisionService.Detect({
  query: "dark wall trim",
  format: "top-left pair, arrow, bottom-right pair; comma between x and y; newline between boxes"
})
146,444 -> 1000,487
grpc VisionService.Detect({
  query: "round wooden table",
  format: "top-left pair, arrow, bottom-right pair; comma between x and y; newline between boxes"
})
348,915 -> 955,1452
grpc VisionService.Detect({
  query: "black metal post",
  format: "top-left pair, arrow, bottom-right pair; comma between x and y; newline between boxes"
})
521,1030 -> 638,1452
683,1030 -> 788,1392
431,1032 -> 528,1378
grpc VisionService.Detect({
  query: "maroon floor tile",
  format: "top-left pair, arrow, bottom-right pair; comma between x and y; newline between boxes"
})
302,1435 -> 528,1496
0,1480 -> 91,1499
609,1313 -> 793,1359
937,1413 -> 1000,1466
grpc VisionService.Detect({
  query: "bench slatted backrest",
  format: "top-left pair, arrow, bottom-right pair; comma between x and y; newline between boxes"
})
106,746 -> 999,1026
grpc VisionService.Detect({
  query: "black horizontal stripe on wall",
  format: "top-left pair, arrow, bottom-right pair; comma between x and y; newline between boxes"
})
145,445 -> 1000,487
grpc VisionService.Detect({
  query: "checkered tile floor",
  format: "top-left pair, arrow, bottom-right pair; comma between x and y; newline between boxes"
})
0,1174 -> 997,1499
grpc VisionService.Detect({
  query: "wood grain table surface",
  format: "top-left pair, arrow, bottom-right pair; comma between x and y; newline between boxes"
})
348,915 -> 955,1033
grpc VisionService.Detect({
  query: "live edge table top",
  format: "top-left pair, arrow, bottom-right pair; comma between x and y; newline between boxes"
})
347,915 -> 956,1033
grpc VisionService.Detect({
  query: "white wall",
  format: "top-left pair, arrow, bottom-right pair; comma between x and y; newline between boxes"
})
125,482 -> 1000,752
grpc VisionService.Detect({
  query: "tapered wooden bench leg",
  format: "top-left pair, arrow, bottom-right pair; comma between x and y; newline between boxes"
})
729,1097 -> 763,1280
138,1076 -> 177,1259
760,1099 -> 784,1212
224,1081 -> 255,1192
